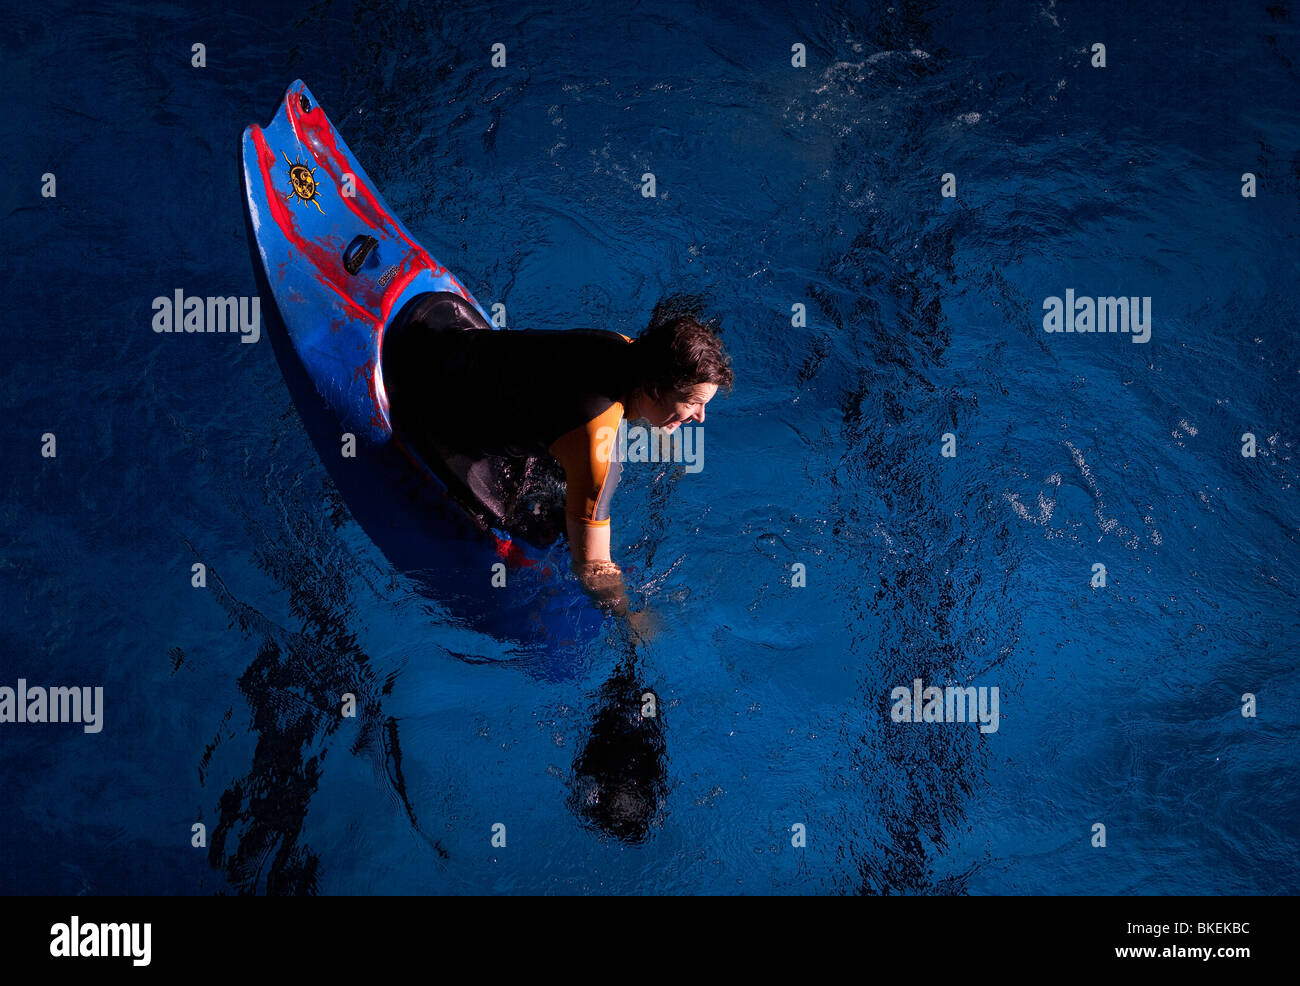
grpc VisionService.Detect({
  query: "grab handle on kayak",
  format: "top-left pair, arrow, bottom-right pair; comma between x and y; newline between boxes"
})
343,234 -> 378,275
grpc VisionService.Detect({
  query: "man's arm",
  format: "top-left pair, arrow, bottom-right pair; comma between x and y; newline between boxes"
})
567,516 -> 632,617
549,405 -> 655,639
549,404 -> 631,614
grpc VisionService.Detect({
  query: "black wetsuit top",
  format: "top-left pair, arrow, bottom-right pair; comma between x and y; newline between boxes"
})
381,292 -> 638,541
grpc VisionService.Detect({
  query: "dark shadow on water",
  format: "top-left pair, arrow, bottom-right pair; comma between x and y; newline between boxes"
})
195,537 -> 448,895
568,634 -> 669,843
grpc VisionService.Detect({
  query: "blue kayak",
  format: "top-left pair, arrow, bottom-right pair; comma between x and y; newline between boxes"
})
240,80 -> 602,656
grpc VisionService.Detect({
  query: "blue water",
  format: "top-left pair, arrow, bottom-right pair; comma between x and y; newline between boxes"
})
2,0 -> 1296,895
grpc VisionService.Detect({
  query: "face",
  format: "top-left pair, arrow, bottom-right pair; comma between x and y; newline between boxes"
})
635,382 -> 718,432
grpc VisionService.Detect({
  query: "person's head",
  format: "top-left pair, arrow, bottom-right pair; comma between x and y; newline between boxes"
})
628,301 -> 734,432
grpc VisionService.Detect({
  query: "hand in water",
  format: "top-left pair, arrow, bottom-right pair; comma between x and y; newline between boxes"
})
578,559 -> 624,589
575,560 -> 659,645
625,604 -> 661,646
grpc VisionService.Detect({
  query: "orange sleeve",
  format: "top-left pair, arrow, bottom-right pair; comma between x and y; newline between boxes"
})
548,402 -> 625,528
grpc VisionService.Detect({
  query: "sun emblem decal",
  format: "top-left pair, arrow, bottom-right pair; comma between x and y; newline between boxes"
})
282,150 -> 325,214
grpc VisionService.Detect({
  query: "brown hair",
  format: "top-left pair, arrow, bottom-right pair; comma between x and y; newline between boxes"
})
633,296 -> 734,399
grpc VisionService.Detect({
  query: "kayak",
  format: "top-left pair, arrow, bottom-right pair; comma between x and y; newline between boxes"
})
240,80 -> 601,654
